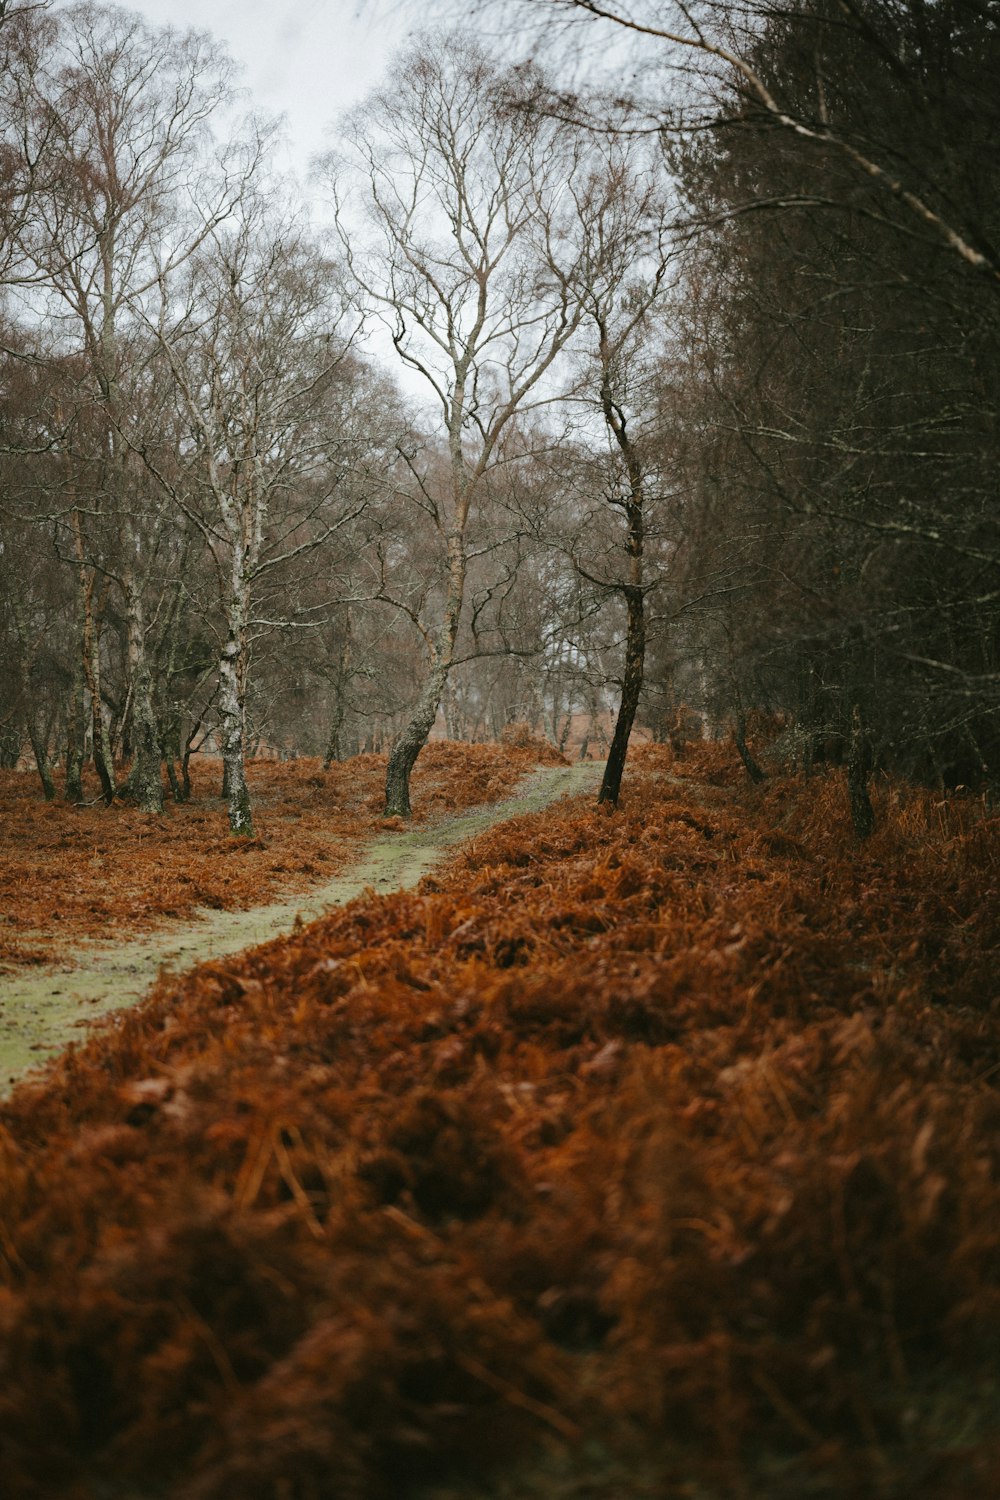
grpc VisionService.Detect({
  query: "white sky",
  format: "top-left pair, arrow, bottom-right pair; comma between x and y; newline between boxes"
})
107,0 -> 438,399
118,0 -> 424,178
78,1 -> 589,405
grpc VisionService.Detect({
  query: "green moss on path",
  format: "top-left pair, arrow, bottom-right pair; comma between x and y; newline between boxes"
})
1,761 -> 601,1093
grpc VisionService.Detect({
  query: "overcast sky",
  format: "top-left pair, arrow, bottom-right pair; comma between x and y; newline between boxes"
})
118,0 -> 423,178
95,1 -> 558,403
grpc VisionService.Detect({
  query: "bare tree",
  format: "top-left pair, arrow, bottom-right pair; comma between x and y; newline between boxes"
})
8,2 -> 247,812
0,1 -> 56,289
327,32 -> 600,816
145,195 -> 366,834
494,0 -> 1000,290
562,142 -> 676,805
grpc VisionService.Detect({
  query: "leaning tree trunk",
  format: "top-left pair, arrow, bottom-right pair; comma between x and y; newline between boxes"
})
599,576 -> 645,807
384,530 -> 466,818
385,657 -> 452,818
597,338 -> 648,810
598,414 -> 646,808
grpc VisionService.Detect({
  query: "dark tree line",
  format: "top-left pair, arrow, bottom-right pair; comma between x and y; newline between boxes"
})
672,0 -> 1000,798
500,0 -> 1000,825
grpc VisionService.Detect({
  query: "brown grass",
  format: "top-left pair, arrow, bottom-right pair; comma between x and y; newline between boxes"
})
0,740 -> 563,969
0,741 -> 998,1498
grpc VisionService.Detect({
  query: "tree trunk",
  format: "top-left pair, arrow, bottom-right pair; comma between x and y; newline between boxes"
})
65,511 -> 88,809
385,658 -> 451,817
118,577 -> 163,812
599,579 -> 645,807
0,722 -> 20,768
64,658 -> 86,804
181,717 -> 202,802
848,705 -> 875,838
323,694 -> 345,769
323,614 -> 351,770
74,516 -> 115,804
384,530 -> 466,818
219,606 -> 253,836
27,714 -> 56,802
597,343 -> 648,811
120,658 -> 164,812
88,603 -> 116,804
9,595 -> 55,799
163,735 -> 183,803
734,708 -> 766,785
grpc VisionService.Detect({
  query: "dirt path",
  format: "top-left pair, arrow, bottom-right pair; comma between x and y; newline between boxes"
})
1,760 -> 602,1093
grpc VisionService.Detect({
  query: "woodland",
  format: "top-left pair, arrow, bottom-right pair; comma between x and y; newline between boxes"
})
1,0 -> 999,1496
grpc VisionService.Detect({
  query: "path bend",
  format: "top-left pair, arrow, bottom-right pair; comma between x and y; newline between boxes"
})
1,760 -> 601,1093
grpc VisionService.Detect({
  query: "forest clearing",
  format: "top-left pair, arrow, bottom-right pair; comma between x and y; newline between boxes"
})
1,737 -> 998,1498
0,744 -> 589,1083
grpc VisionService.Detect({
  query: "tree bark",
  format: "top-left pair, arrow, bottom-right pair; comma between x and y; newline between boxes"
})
219,614 -> 253,837
163,736 -> 183,803
73,519 -> 115,803
9,594 -> 55,799
27,718 -> 56,801
734,708 -> 766,785
385,530 -> 466,817
385,657 -> 452,817
118,579 -> 163,813
323,696 -> 345,769
323,612 -> 351,770
181,717 -> 201,802
598,365 -> 647,809
848,705 -> 875,839
64,656 -> 85,803
599,575 -> 645,807
0,723 -> 20,769
84,573 -> 116,802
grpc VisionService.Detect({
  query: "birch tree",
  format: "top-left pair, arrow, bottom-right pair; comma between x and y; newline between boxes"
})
146,197 -> 366,835
9,1 -> 245,812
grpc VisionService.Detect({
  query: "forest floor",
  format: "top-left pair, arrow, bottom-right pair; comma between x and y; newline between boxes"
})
0,753 -> 597,1087
0,739 -> 998,1498
0,738 -> 567,972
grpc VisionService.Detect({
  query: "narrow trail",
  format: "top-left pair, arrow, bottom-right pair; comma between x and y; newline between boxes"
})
1,760 -> 602,1093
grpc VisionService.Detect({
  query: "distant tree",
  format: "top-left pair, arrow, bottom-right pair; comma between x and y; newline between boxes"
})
145,197 -> 367,834
669,0 -> 1000,816
328,33 -> 603,816
6,2 -> 245,812
563,142 -> 675,806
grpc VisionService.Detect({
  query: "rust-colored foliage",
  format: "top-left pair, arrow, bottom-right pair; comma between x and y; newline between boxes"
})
1,742 -> 998,1497
0,741 -> 559,969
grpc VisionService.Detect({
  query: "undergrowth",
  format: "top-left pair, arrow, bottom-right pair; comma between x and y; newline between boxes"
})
0,740 -> 562,968
0,742 -> 997,1497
